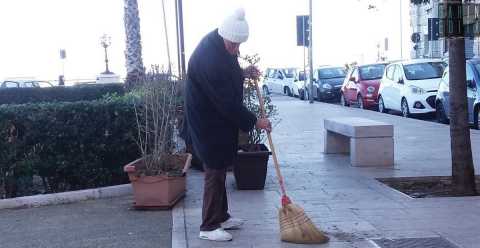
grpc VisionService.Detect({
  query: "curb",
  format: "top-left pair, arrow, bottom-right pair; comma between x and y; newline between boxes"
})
172,201 -> 187,248
0,184 -> 132,210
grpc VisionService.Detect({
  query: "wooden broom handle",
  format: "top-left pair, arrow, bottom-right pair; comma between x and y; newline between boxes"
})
253,81 -> 287,197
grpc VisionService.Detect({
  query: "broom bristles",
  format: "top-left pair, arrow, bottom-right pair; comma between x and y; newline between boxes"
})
279,203 -> 329,244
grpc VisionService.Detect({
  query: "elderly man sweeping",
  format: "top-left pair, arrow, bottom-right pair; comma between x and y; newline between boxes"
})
184,8 -> 272,242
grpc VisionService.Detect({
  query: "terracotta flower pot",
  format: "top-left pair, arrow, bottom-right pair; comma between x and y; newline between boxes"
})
123,153 -> 192,210
234,144 -> 271,190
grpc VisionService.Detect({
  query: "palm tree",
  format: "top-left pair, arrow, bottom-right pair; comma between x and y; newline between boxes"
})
124,0 -> 145,88
411,0 -> 477,195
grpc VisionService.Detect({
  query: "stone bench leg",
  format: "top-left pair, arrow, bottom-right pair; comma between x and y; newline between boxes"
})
350,137 -> 394,167
324,130 -> 350,154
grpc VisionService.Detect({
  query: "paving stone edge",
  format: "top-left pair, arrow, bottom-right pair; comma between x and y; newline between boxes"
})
0,184 -> 132,210
172,201 -> 187,248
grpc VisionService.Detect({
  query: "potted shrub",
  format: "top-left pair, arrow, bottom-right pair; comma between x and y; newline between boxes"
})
234,55 -> 277,190
123,69 -> 191,209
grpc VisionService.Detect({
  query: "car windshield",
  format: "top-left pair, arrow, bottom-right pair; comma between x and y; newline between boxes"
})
403,62 -> 445,80
283,69 -> 297,78
318,67 -> 346,79
359,64 -> 386,80
473,63 -> 480,76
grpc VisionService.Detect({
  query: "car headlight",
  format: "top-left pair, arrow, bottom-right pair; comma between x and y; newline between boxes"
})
409,85 -> 426,95
367,86 -> 375,93
322,83 -> 332,89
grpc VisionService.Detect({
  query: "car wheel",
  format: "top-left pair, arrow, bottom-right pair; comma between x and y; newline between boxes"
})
299,89 -> 305,100
436,101 -> 449,124
284,87 -> 292,97
401,98 -> 410,118
357,95 -> 364,109
316,89 -> 323,102
340,94 -> 349,107
378,95 -> 388,113
262,85 -> 269,95
474,107 -> 480,130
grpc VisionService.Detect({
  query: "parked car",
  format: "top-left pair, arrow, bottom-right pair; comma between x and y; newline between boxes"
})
263,68 -> 303,97
304,66 -> 346,102
377,59 -> 445,117
340,63 -> 387,109
1,80 -> 53,88
96,72 -> 122,84
435,59 -> 480,129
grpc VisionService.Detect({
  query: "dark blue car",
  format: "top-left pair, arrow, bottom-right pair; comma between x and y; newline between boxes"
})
435,59 -> 480,129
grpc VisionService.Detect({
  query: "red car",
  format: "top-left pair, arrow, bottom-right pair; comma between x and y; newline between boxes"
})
340,63 -> 387,109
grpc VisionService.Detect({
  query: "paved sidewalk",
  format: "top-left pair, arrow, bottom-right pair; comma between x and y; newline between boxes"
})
0,196 -> 172,248
178,95 -> 480,248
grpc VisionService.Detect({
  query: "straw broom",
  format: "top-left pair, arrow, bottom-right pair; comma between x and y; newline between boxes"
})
254,80 -> 329,244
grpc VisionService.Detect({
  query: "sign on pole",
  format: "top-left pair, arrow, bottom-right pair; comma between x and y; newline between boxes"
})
296,15 -> 310,47
60,49 -> 67,59
428,18 -> 440,41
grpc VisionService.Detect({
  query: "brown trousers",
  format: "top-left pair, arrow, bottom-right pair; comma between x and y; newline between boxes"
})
200,166 -> 230,231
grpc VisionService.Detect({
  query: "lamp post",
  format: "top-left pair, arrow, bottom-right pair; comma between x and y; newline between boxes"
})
100,34 -> 112,74
308,0 -> 314,104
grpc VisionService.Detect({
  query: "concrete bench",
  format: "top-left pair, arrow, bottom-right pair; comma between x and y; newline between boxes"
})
324,117 -> 394,167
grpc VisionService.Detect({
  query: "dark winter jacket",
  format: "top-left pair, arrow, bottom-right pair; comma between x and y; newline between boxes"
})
184,29 -> 257,169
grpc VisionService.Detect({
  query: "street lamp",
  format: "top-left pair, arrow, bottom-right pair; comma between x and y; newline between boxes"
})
100,34 -> 112,74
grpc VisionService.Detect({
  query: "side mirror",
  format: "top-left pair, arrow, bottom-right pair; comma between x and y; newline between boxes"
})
350,76 -> 357,83
398,78 -> 404,84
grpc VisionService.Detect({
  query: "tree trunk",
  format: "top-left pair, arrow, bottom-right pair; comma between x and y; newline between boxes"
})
124,0 -> 145,89
449,37 -> 477,195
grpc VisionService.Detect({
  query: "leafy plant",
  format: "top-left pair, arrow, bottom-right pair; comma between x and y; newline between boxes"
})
239,54 -> 278,146
0,97 -> 140,199
0,83 -> 125,105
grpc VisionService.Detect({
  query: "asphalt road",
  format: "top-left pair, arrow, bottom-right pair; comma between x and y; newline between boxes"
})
0,196 -> 172,248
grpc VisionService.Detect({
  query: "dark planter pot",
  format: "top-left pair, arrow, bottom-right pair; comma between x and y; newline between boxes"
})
233,144 -> 271,190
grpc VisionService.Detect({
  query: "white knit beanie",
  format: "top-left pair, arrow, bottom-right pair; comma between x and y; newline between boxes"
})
218,8 -> 249,43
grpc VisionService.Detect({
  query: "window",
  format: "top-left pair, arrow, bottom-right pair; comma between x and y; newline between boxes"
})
393,65 -> 403,82
298,71 -> 306,81
467,65 -> 475,82
467,65 -> 476,88
386,65 -> 396,80
403,62 -> 445,80
4,82 -> 18,88
275,70 -> 284,79
317,67 -> 346,79
20,82 -> 36,88
283,69 -> 297,78
352,68 -> 359,81
267,69 -> 275,78
359,64 -> 386,80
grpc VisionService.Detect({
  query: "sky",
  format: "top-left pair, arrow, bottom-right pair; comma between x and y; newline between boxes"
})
0,0 -> 412,82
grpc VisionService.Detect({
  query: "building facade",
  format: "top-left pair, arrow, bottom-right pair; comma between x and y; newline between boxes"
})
410,0 -> 480,59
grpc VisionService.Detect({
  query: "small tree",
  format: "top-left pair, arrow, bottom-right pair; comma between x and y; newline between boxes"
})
410,0 -> 477,195
239,54 -> 278,146
132,67 -> 183,176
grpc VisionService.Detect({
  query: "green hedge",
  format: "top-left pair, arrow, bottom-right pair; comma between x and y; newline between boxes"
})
0,83 -> 125,105
0,96 -> 140,198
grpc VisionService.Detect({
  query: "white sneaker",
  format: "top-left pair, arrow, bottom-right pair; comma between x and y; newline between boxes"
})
199,228 -> 233,242
221,217 -> 244,230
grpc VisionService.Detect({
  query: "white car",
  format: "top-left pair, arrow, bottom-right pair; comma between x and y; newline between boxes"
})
96,73 -> 122,84
263,68 -> 303,97
378,59 -> 446,117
